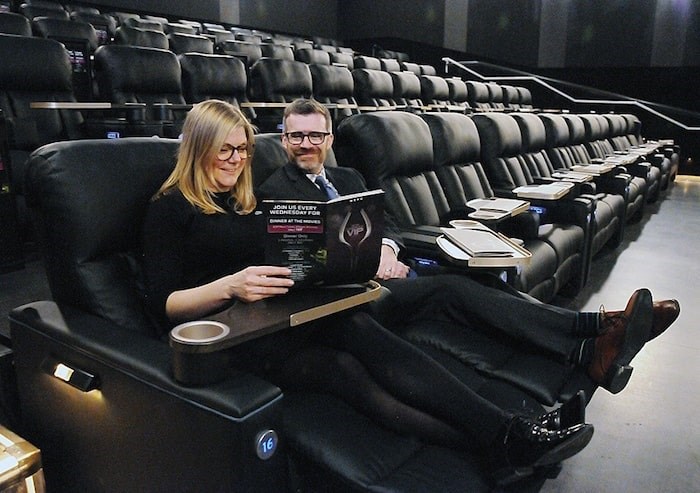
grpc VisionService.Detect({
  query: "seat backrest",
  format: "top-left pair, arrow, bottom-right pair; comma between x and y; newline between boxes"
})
123,16 -> 163,32
94,45 -> 185,105
163,22 -> 197,35
335,111 -> 445,227
446,77 -> 470,109
179,53 -> 247,106
420,75 -> 450,110
330,51 -> 354,70
167,32 -> 213,54
261,43 -> 294,61
0,34 -> 82,153
420,112 -> 495,208
352,68 -> 395,108
309,63 -> 356,121
511,112 -> 556,179
32,15 -> 98,51
354,55 -> 381,71
486,83 -> 505,110
219,40 -> 262,66
466,81 -> 492,111
32,17 -> 98,101
295,47 -> 330,65
69,11 -> 117,44
114,25 -> 168,49
502,84 -> 520,110
248,58 -> 313,102
389,70 -> 422,109
420,64 -> 436,76
24,137 -> 179,336
472,112 -> 530,191
0,11 -> 31,35
400,61 -> 421,75
379,57 -> 400,72
517,86 -> 533,109
19,3 -> 69,21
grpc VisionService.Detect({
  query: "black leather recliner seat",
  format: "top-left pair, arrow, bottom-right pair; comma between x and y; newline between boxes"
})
10,135 -> 560,492
471,112 -> 591,300
538,113 -> 627,254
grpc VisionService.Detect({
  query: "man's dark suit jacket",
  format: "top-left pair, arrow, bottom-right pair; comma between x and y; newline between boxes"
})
257,161 -> 405,252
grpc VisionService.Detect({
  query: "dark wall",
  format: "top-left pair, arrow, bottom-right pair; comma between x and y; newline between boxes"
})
466,0 -> 540,67
86,0 -> 221,22
239,0 -> 338,38
338,0 -> 445,47
564,0 -> 656,67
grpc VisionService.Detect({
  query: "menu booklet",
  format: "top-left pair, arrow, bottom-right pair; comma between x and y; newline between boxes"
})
262,189 -> 385,286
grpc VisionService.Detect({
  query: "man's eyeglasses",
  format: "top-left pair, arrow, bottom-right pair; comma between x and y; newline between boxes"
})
217,144 -> 248,161
284,132 -> 330,145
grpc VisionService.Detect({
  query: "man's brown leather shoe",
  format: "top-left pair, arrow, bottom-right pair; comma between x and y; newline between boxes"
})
590,289 -> 653,393
603,299 -> 679,341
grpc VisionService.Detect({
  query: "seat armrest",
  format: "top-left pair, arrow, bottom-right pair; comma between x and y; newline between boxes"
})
9,301 -> 281,417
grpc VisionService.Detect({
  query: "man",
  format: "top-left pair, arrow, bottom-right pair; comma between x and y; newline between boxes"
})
256,99 -> 411,280
256,98 -> 680,395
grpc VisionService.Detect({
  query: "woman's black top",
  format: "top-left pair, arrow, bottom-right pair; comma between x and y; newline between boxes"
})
142,189 -> 264,329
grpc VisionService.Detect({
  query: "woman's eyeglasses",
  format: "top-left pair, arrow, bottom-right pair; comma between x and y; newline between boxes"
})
284,132 -> 330,145
217,144 -> 248,161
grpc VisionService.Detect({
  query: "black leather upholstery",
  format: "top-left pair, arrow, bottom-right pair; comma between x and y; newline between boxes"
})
13,137 -> 288,491
352,68 -> 396,109
113,25 -> 168,49
309,63 -> 358,122
94,44 -> 188,136
539,113 -> 627,253
0,12 -> 31,36
295,47 -> 331,65
167,32 -> 213,54
178,53 -> 248,107
219,40 -> 263,66
12,135 -> 557,492
472,112 -> 590,300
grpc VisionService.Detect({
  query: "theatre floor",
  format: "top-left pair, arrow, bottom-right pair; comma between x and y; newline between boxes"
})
1,176 -> 699,492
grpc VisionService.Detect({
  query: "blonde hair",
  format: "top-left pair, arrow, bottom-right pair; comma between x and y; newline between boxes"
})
156,100 -> 257,214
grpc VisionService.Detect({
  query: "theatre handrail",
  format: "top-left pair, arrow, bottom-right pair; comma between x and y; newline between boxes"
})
442,57 -> 700,133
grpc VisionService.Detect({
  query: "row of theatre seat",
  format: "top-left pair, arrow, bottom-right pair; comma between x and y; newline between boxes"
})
0,30 -> 678,303
10,111 -> 677,492
1,2 -> 682,492
332,110 -> 676,302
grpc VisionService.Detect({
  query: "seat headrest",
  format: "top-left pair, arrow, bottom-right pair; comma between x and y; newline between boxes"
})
0,12 -> 32,36
560,115 -> 586,144
335,112 -> 433,189
354,55 -> 381,71
472,113 -> 522,161
179,53 -> 246,102
32,17 -> 99,50
420,75 -> 449,100
309,64 -> 354,98
604,114 -> 625,137
25,138 -> 180,335
95,45 -> 184,103
539,114 -> 570,148
466,81 -> 490,104
512,112 -> 546,152
352,68 -> 394,99
446,78 -> 468,102
421,113 -> 480,166
249,58 -> 312,101
390,71 -> 421,99
579,114 -> 603,141
0,34 -> 71,90
295,48 -> 331,65
168,32 -> 214,54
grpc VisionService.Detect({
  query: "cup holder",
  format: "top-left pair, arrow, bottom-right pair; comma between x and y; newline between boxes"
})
170,320 -> 230,345
449,219 -> 481,229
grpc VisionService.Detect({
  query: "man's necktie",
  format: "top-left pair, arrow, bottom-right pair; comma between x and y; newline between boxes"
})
315,175 -> 339,200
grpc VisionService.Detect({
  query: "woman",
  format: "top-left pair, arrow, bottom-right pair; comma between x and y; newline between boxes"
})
142,100 -> 594,485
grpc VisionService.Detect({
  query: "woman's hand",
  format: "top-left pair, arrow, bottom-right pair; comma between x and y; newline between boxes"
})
166,266 -> 294,321
226,265 -> 295,302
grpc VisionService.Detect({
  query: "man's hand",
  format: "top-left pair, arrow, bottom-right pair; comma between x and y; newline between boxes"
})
375,244 -> 411,280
